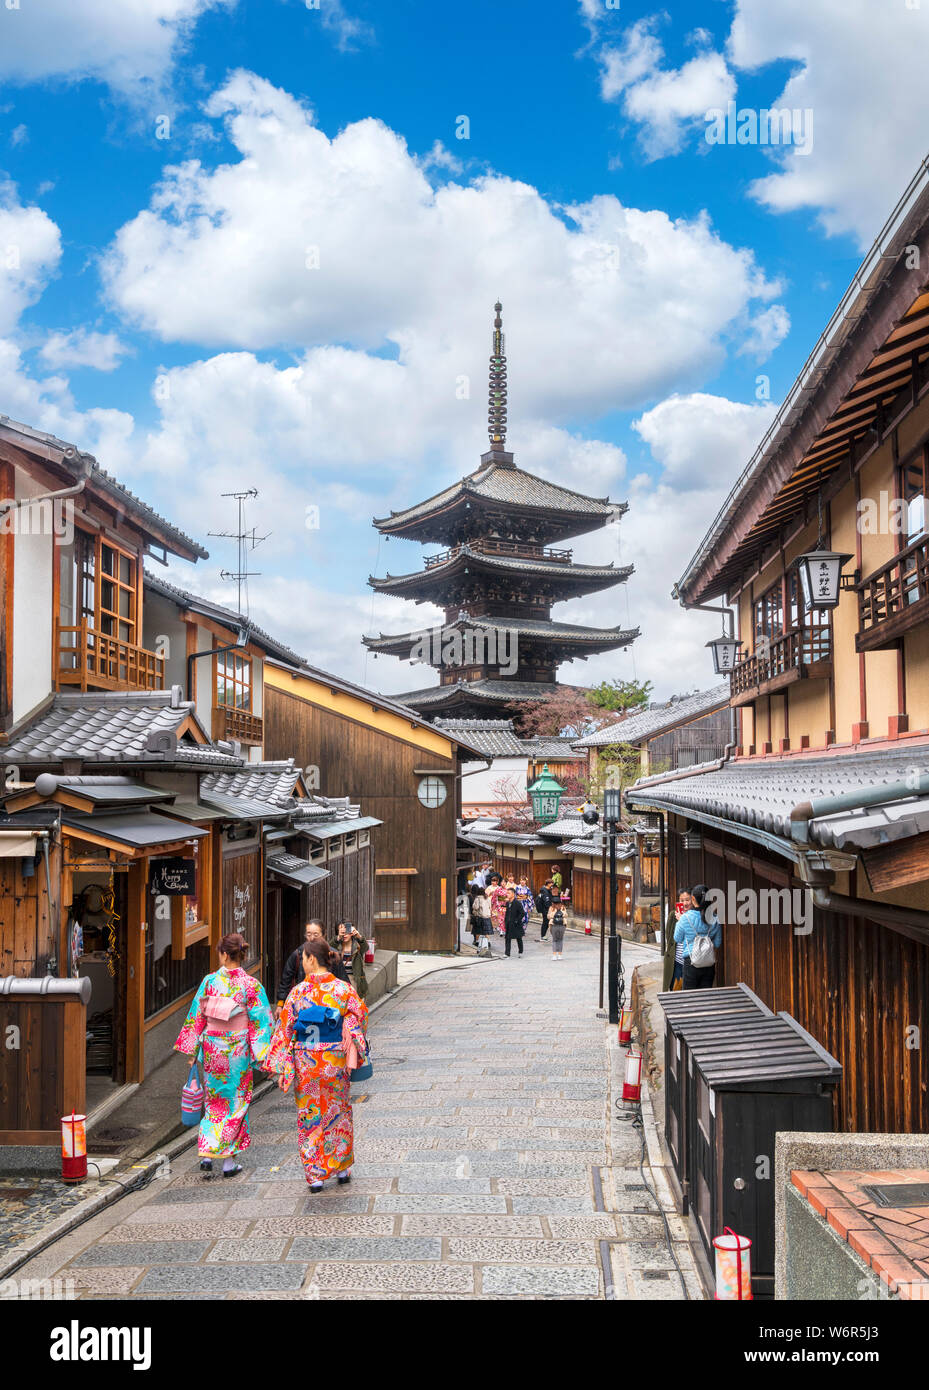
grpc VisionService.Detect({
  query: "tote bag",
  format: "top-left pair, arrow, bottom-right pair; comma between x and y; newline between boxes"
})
181,1059 -> 204,1126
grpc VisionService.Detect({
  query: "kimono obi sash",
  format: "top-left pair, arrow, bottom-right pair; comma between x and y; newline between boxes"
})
294,1002 -> 343,1046
203,992 -> 247,1034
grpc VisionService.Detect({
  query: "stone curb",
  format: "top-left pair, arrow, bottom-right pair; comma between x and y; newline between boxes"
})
0,956 -> 491,1283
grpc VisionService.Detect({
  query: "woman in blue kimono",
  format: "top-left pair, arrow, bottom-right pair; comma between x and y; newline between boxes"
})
175,932 -> 274,1178
516,876 -> 535,929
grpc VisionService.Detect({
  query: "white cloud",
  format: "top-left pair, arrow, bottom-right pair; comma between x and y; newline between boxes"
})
738,304 -> 790,360
0,181 -> 61,335
10,123 -> 28,147
103,69 -> 786,420
599,20 -> 735,159
40,328 -> 130,372
633,391 -> 777,492
0,0 -> 234,99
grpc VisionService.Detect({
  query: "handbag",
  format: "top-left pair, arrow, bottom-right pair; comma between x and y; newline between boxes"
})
690,932 -> 717,969
343,1016 -> 373,1081
181,1053 -> 203,1126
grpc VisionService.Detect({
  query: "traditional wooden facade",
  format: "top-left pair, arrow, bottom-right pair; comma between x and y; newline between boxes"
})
262,659 -> 484,951
629,159 -> 929,1135
363,304 -> 638,718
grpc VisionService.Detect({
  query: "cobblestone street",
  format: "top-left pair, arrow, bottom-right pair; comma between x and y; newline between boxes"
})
15,931 -> 701,1301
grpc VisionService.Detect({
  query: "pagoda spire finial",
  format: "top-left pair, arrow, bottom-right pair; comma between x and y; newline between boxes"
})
487,300 -> 507,450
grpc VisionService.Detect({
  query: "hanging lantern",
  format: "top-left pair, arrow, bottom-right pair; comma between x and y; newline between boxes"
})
794,548 -> 853,611
603,788 -> 623,822
712,1227 -> 753,1300
61,1111 -> 87,1184
706,635 -> 742,674
622,1049 -> 642,1102
365,937 -> 376,965
528,763 -> 564,826
617,1007 -> 632,1045
584,918 -> 593,936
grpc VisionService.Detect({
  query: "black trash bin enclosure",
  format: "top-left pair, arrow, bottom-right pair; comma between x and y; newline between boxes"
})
659,983 -> 842,1299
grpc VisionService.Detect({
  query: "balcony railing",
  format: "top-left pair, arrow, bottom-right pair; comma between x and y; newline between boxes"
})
212,706 -> 263,746
57,623 -> 164,692
424,538 -> 573,568
730,627 -> 832,706
856,534 -> 929,652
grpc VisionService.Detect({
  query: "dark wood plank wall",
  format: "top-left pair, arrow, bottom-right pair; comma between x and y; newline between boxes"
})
646,708 -> 732,767
0,842 -> 60,977
264,687 -> 457,950
0,996 -> 86,1143
667,820 -> 929,1134
571,866 -> 632,919
304,844 -> 373,935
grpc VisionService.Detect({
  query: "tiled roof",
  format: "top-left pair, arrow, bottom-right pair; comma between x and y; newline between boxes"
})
371,547 -> 630,590
145,573 -> 306,665
0,415 -> 208,561
198,789 -> 290,821
626,746 -> 929,851
374,461 -> 622,530
200,760 -> 302,809
573,685 -> 731,748
521,736 -> 584,761
433,718 -> 526,756
366,615 -> 639,648
396,679 -> 560,707
1,692 -> 241,769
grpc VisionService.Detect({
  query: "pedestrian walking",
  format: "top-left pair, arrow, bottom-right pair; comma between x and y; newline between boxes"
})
551,865 -> 563,895
470,886 -> 493,953
674,884 -> 721,990
277,920 -> 348,1013
175,932 -> 274,1179
537,879 -> 554,940
332,920 -> 369,1001
662,890 -> 692,991
503,887 -> 525,957
516,875 -> 535,929
488,874 -> 508,937
549,902 -> 566,959
265,937 -> 369,1191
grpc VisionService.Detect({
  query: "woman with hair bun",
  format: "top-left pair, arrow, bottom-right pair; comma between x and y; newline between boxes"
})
175,932 -> 274,1178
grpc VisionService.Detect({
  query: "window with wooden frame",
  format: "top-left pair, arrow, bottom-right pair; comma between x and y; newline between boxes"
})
900,446 -> 928,544
98,540 -> 137,644
359,829 -> 370,848
327,835 -> 343,860
343,832 -> 357,854
374,874 -> 411,925
215,650 -> 252,711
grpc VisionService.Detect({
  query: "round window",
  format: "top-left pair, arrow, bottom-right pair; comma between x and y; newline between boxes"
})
417,775 -> 447,809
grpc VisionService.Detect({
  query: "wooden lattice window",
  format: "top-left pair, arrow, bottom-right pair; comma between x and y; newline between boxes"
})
215,651 -> 252,711
98,541 -> 137,644
375,874 -> 411,924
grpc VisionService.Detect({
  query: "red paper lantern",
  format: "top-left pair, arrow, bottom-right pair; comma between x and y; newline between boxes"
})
61,1111 -> 87,1184
364,937 -> 376,965
621,1050 -> 642,1103
584,919 -> 593,935
617,1007 -> 632,1045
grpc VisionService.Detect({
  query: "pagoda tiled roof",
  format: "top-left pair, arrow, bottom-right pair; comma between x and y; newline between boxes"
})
369,545 -> 631,594
396,679 -> 561,709
364,615 -> 639,652
374,459 -> 624,533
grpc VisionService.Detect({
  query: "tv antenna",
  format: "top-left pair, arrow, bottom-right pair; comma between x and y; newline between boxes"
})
208,489 -> 270,616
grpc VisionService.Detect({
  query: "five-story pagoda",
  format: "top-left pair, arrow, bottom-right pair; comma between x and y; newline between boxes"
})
364,304 -> 638,718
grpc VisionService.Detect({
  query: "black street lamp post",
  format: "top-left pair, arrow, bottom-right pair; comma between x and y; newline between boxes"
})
604,788 -> 623,1026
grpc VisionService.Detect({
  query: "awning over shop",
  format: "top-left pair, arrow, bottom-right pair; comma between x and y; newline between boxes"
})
298,816 -> 382,840
155,799 -> 227,823
266,851 -> 331,889
0,829 -> 38,857
61,811 -> 208,855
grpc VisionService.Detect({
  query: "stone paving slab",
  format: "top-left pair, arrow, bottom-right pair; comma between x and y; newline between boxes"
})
207,1237 -> 289,1262
310,1261 -> 474,1293
136,1263 -> 310,1293
71,1240 -> 210,1266
101,1220 -> 253,1243
399,1214 -> 546,1237
251,1215 -> 397,1238
482,1265 -> 601,1296
288,1237 -> 441,1262
372,1194 -> 509,1214
446,1238 -> 596,1264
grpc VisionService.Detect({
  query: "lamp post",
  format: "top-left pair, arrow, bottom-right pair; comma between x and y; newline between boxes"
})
528,763 -> 564,826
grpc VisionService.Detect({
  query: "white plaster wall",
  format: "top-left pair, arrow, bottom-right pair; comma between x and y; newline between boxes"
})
461,755 -> 528,810
12,468 -> 54,723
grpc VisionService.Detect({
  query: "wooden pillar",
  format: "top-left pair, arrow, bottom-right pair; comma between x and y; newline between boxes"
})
125,861 -> 148,1084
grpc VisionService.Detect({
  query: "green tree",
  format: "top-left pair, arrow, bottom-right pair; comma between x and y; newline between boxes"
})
587,678 -> 653,712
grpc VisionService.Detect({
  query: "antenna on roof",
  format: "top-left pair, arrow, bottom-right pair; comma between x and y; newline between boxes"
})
208,489 -> 270,616
488,301 -> 508,451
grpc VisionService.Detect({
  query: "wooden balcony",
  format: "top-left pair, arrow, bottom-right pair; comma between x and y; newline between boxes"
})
212,706 -> 263,746
730,627 -> 833,707
424,538 -> 573,569
57,623 -> 164,692
856,534 -> 929,652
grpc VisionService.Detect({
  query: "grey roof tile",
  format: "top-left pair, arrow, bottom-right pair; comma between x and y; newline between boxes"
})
574,685 -> 731,748
200,760 -> 301,809
375,461 -> 622,530
433,719 -> 526,756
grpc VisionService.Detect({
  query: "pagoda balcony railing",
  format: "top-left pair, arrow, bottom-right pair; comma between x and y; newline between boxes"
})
730,626 -> 832,707
424,538 -> 573,569
57,622 -> 165,693
856,533 -> 929,652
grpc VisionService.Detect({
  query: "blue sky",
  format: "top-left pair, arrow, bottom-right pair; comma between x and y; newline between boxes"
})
0,0 -> 923,698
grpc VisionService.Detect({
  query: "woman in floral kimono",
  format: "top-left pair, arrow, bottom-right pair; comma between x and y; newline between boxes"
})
487,875 -> 508,937
265,937 -> 369,1191
516,875 -> 535,928
175,932 -> 273,1178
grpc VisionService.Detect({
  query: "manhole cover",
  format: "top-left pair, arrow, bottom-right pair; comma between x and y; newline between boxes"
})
862,1182 -> 929,1208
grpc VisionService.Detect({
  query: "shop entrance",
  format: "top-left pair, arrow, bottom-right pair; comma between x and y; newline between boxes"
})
70,868 -> 129,1106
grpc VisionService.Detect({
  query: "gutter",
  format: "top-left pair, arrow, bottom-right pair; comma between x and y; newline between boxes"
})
788,771 -> 929,843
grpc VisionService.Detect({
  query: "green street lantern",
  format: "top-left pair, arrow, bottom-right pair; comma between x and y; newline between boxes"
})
528,763 -> 565,826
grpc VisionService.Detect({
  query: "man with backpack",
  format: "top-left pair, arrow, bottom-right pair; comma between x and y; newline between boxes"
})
673,883 -> 722,989
537,879 -> 554,940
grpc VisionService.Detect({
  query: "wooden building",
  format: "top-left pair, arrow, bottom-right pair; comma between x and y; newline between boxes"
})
262,658 -> 484,951
628,158 -> 929,1134
363,303 -> 638,718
